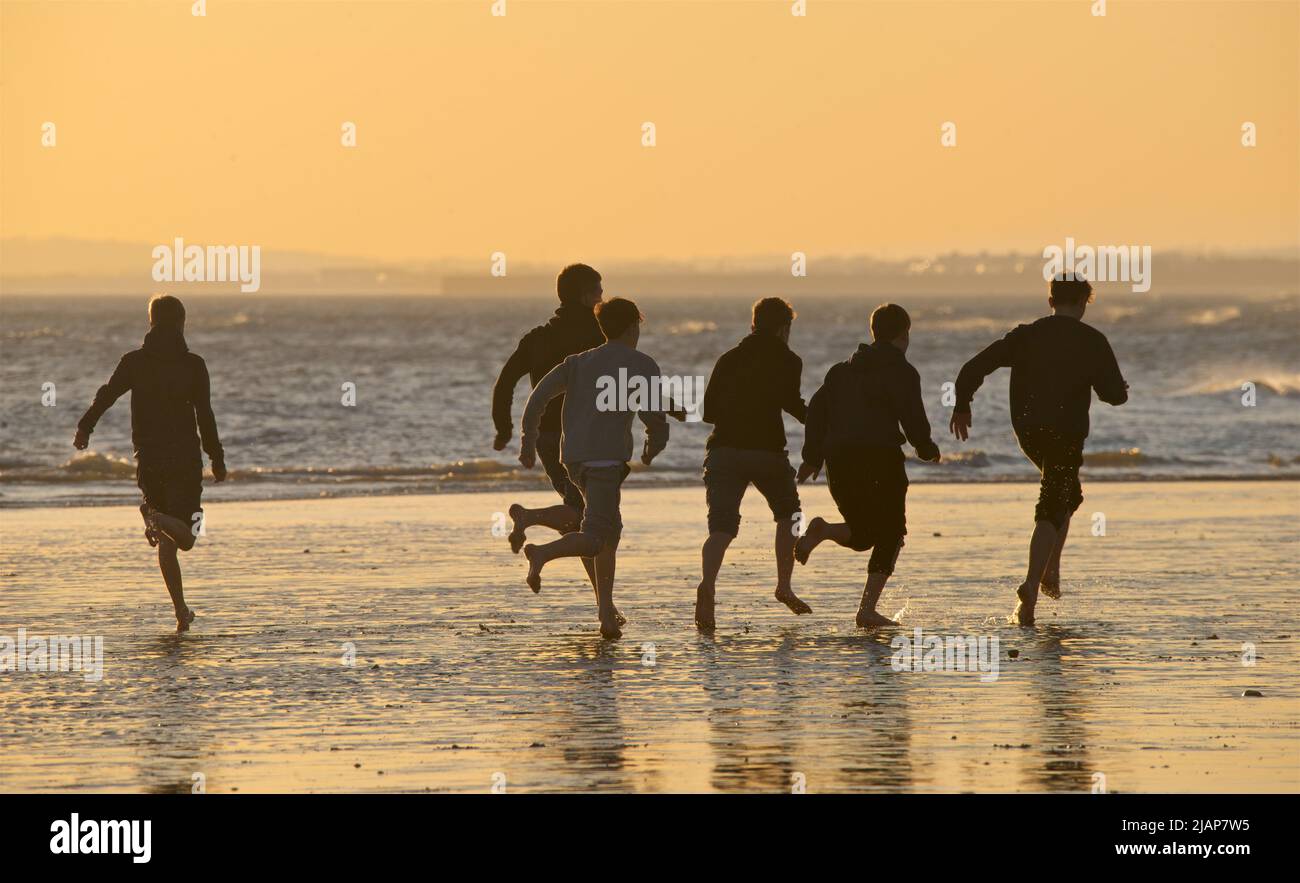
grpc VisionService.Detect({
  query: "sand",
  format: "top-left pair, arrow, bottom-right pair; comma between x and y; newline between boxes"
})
1,480 -> 1296,793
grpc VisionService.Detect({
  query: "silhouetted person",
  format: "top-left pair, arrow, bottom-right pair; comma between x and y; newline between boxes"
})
796,304 -> 940,627
518,298 -> 675,640
950,275 -> 1128,625
695,297 -> 809,631
491,264 -> 621,622
73,295 -> 227,632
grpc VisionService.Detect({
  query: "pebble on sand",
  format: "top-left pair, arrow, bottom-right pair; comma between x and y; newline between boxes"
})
1242,690 -> 1263,698
1008,649 -> 1020,659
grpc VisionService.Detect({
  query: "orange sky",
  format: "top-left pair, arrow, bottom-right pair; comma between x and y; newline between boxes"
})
2,0 -> 1296,265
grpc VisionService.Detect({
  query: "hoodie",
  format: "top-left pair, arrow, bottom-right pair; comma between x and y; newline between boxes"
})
702,332 -> 807,452
953,314 -> 1128,440
801,341 -> 939,469
77,325 -> 224,466
492,302 -> 606,437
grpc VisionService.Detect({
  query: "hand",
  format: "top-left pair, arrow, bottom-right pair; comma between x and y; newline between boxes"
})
492,432 -> 511,452
72,429 -> 89,450
212,461 -> 228,483
949,410 -> 971,441
796,461 -> 821,483
641,449 -> 656,466
921,447 -> 941,464
519,447 -> 536,469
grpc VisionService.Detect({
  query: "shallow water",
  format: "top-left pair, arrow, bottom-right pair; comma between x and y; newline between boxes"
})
3,292 -> 1299,508
1,482 -> 1296,793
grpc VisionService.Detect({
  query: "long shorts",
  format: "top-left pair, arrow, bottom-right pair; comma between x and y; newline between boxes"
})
536,431 -> 584,512
564,461 -> 630,552
702,446 -> 800,537
137,458 -> 204,524
825,446 -> 907,576
1017,428 -> 1084,530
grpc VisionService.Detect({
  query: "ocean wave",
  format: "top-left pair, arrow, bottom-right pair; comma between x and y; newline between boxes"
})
667,320 -> 719,335
1082,448 -> 1159,467
1177,372 -> 1300,397
1187,306 -> 1241,326
0,451 -> 137,482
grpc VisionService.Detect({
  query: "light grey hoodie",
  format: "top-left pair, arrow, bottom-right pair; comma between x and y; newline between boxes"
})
522,341 -> 670,465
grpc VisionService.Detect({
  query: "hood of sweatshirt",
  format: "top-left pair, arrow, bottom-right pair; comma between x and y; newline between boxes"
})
545,302 -> 601,336
848,340 -> 902,375
142,325 -> 189,361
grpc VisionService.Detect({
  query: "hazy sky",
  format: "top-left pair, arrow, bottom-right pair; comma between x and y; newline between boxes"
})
2,0 -> 1296,266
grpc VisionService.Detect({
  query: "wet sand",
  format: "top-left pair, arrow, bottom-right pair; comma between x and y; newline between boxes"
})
1,481 -> 1296,793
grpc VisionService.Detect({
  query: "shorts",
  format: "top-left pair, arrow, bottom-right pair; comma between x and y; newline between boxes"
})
137,458 -> 204,524
825,446 -> 908,576
564,461 -> 630,553
536,431 -> 584,512
702,446 -> 800,537
1017,428 -> 1084,530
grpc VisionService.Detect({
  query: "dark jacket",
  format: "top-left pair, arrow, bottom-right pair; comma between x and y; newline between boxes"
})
954,314 -> 1127,440
492,303 -> 605,437
702,332 -> 806,453
802,341 -> 939,468
77,325 -> 224,466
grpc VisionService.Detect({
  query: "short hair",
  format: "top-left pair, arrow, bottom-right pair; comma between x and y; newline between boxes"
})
869,303 -> 911,343
594,297 -> 643,340
752,297 -> 796,334
148,294 -> 186,328
1050,273 -> 1094,306
556,263 -> 602,305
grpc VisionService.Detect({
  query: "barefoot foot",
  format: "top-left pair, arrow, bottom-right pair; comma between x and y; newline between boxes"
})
794,517 -> 826,565
775,587 -> 812,616
507,504 -> 527,554
523,544 -> 542,593
1039,573 -> 1061,600
176,606 -> 196,632
855,607 -> 898,628
614,607 -> 628,628
598,610 -> 623,640
1011,583 -> 1037,626
694,587 -> 716,632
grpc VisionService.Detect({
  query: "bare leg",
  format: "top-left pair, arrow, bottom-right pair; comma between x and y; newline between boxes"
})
1040,515 -> 1071,600
507,503 -> 579,553
856,571 -> 897,627
794,517 -> 853,565
594,545 -> 621,640
149,510 -> 197,552
774,518 -> 811,615
695,532 -> 732,631
1014,520 -> 1060,625
581,556 -> 625,627
523,532 -> 599,593
157,537 -> 194,631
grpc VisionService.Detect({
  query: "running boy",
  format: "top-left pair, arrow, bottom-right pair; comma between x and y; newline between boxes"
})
491,264 -> 616,621
73,295 -> 227,632
695,297 -> 809,631
795,303 -> 940,627
949,275 -> 1127,625
518,298 -> 674,640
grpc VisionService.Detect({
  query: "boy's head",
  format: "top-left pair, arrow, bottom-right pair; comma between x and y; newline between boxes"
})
594,297 -> 643,345
557,263 -> 603,308
870,302 -> 911,352
1049,274 -> 1093,315
751,297 -> 795,342
148,294 -> 186,330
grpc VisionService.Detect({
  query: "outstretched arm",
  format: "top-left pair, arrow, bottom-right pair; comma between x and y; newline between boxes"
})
783,355 -> 808,424
893,367 -> 940,462
798,381 -> 828,481
951,327 -> 1020,439
491,339 -> 532,450
193,358 -> 227,481
519,360 -> 568,468
74,356 -> 131,448
1093,337 -> 1129,406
